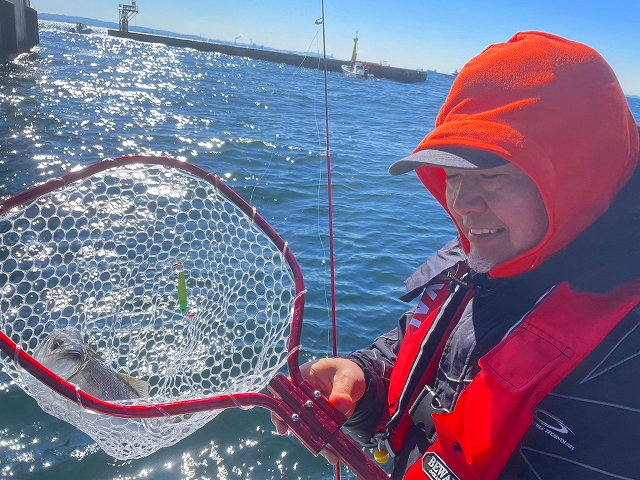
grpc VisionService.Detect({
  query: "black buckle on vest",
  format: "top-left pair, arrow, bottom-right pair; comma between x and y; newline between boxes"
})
448,271 -> 477,291
409,385 -> 448,444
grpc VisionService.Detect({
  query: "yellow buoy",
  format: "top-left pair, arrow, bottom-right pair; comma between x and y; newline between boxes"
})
373,446 -> 389,464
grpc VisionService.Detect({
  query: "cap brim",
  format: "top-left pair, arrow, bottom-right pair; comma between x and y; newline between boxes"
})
389,147 -> 508,176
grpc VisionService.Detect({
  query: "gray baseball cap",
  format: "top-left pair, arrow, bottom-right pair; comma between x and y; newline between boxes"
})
389,146 -> 508,176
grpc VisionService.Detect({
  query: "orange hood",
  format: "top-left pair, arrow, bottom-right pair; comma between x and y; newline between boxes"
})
414,32 -> 639,278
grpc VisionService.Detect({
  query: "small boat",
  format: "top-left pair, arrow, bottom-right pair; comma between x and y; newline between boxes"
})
341,32 -> 372,79
69,22 -> 92,34
341,62 -> 372,79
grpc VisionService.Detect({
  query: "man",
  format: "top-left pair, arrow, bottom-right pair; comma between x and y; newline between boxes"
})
274,31 -> 640,479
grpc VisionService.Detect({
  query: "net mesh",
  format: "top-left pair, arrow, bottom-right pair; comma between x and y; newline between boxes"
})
0,162 -> 295,459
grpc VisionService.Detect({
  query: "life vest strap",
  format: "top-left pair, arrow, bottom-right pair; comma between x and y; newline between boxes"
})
409,384 -> 448,444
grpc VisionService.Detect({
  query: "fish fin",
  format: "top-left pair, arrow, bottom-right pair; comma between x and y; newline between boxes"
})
117,373 -> 150,398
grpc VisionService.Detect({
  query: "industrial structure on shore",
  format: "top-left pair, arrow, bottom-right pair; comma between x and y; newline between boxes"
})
0,0 -> 38,62
118,0 -> 138,33
108,2 -> 426,84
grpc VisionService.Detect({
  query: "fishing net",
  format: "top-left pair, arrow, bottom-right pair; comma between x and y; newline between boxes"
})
0,156 -> 301,459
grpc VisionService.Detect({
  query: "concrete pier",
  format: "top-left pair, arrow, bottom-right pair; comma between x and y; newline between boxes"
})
107,30 -> 427,84
0,0 -> 39,62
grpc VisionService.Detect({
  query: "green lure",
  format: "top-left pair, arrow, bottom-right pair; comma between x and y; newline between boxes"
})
178,270 -> 187,313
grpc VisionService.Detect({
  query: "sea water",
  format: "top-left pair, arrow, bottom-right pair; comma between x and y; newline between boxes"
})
1,21 -> 639,479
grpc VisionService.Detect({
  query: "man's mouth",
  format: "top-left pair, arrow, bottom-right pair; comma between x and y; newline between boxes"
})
466,228 -> 505,245
468,228 -> 501,235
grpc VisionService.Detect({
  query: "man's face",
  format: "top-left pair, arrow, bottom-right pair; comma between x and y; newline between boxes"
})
444,163 -> 549,273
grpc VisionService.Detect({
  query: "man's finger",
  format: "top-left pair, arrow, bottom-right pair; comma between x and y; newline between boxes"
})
328,391 -> 357,418
270,412 -> 289,435
320,445 -> 339,465
328,363 -> 366,418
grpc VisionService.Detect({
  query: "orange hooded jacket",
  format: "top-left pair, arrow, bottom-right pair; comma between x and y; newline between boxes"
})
414,31 -> 639,278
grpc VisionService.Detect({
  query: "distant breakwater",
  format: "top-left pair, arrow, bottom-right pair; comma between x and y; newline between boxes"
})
107,30 -> 427,84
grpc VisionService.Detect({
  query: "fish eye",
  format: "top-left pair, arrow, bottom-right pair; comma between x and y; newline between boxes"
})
51,341 -> 60,351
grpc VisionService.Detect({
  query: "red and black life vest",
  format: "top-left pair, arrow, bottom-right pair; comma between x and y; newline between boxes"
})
383,268 -> 640,480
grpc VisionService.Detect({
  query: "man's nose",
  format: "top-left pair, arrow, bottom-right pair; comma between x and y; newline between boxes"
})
448,178 -> 487,215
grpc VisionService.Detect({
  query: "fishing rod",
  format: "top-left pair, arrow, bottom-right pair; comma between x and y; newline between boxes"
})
318,1 -> 342,477
320,0 -> 338,361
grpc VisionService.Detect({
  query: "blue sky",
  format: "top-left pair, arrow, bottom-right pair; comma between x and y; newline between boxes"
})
34,0 -> 640,95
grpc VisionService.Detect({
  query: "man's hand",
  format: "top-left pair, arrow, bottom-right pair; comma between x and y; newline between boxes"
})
270,357 -> 366,464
